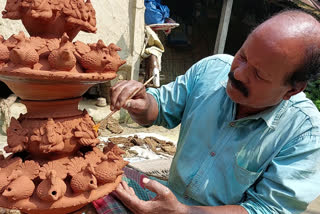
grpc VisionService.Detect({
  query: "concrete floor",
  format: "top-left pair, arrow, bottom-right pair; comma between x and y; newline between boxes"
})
0,99 -> 320,213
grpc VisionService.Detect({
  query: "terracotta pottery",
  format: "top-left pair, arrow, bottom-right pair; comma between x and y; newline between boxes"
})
0,1 -> 128,213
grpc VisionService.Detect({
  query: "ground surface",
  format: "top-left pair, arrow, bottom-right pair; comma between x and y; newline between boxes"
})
0,99 -> 319,213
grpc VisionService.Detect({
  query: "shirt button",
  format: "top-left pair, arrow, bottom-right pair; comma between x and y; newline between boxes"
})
229,122 -> 235,127
210,152 -> 215,157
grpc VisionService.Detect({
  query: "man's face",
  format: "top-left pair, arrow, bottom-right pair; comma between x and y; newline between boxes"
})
226,24 -> 304,109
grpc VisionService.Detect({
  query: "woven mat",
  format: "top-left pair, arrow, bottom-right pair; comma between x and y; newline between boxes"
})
128,158 -> 172,181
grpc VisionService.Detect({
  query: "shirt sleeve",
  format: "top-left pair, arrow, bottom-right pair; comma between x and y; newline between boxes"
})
146,60 -> 203,129
240,133 -> 320,214
146,54 -> 233,129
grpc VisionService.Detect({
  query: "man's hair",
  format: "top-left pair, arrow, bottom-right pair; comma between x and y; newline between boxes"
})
286,45 -> 320,87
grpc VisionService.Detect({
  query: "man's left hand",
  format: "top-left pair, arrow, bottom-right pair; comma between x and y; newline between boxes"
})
115,178 -> 189,214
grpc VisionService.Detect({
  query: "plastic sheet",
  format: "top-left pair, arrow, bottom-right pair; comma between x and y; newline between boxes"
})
145,0 -> 170,25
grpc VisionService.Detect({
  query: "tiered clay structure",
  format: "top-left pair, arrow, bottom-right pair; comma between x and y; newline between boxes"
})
0,0 -> 128,213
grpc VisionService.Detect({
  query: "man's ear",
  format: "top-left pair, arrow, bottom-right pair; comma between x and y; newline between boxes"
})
283,82 -> 307,100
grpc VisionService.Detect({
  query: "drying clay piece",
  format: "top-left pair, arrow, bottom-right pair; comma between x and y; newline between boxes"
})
0,0 -> 128,213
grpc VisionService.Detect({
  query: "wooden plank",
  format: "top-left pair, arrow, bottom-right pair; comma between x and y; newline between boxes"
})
213,0 -> 233,54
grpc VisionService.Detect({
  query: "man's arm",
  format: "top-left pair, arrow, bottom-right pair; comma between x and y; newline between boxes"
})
240,133 -> 320,213
187,205 -> 248,214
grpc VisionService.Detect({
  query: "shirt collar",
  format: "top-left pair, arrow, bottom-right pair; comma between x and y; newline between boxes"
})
221,79 -> 289,129
258,100 -> 289,129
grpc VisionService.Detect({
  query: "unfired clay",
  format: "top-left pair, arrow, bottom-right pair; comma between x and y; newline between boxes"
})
0,1 -> 128,213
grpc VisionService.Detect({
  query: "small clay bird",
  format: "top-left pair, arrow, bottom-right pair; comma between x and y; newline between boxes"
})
48,33 -> 76,71
37,170 -> 67,201
9,31 -> 39,68
2,161 -> 40,201
70,163 -> 98,193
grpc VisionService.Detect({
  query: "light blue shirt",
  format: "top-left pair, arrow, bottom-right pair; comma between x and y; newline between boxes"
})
146,54 -> 320,214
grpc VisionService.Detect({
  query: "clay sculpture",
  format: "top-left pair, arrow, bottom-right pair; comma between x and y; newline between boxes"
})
0,1 -> 128,213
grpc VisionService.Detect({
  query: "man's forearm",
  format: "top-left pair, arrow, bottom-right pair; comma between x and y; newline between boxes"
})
130,93 -> 159,126
181,205 -> 248,214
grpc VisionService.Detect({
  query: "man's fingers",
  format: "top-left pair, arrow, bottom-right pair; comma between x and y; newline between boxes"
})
110,81 -> 145,111
120,181 -> 136,195
110,80 -> 128,110
115,181 -> 145,213
142,178 -> 172,198
110,80 -> 127,91
124,98 -> 148,113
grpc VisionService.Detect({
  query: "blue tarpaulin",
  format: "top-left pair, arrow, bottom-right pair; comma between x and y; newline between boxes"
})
144,0 -> 170,25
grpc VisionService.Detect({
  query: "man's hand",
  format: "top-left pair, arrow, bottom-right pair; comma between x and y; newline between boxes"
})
110,80 -> 158,126
115,178 -> 189,214
110,80 -> 148,113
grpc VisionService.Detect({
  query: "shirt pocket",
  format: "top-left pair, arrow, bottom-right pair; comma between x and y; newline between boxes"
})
233,156 -> 262,188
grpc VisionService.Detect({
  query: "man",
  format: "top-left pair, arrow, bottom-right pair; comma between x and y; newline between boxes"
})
108,10 -> 320,214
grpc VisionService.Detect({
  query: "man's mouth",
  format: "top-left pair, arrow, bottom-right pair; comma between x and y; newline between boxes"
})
228,72 -> 249,97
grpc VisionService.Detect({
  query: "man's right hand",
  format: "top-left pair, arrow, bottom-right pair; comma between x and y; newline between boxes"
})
110,80 -> 158,126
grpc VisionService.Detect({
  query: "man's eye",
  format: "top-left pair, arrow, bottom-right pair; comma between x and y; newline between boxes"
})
240,54 -> 247,62
255,70 -> 263,80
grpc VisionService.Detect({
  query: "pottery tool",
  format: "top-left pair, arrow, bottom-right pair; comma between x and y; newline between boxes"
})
98,74 -> 157,130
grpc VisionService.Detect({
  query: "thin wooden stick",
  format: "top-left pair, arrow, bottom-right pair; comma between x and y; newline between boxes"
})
98,75 -> 156,129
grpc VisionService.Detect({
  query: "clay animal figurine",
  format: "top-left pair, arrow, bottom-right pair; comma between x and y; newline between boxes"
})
4,118 -> 29,154
85,0 -> 96,27
68,159 -> 98,193
84,147 -> 104,166
79,40 -> 110,73
0,158 -> 22,194
94,151 -> 128,185
9,31 -> 39,68
20,0 -> 32,8
30,118 -> 65,153
48,33 -> 76,71
37,161 -> 68,201
94,159 -> 124,184
0,169 -> 8,193
63,0 -> 96,33
0,35 -> 10,66
37,170 -> 67,201
74,112 -> 100,146
104,43 -> 126,72
2,161 -> 40,201
28,0 -> 53,20
2,0 -> 23,19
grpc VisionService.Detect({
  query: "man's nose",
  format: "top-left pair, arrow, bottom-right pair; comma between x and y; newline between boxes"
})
233,66 -> 249,84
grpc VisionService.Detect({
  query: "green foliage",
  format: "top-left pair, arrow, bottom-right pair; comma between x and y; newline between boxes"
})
305,79 -> 320,111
